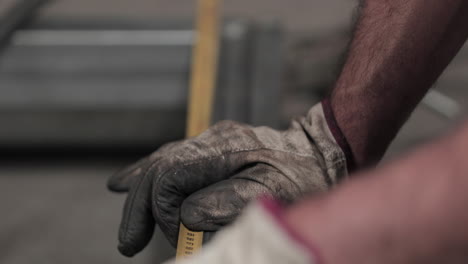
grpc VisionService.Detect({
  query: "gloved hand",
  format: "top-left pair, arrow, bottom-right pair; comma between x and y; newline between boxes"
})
107,100 -> 353,257
163,198 -> 320,264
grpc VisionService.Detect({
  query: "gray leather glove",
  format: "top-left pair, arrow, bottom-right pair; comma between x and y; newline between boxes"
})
107,101 -> 352,257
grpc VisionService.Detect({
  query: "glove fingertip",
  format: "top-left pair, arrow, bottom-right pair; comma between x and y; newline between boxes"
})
118,243 -> 137,257
181,190 -> 239,232
116,173 -> 156,257
107,175 -> 129,193
108,160 -> 148,192
116,207 -> 155,257
180,198 -> 217,231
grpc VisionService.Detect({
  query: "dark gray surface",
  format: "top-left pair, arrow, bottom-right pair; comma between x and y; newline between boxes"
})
213,20 -> 251,123
249,22 -> 283,128
0,160 -> 175,264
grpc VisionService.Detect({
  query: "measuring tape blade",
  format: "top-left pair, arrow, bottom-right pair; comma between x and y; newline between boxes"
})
176,0 -> 221,259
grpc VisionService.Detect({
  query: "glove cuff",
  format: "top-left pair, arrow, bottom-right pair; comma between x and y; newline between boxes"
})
259,197 -> 323,264
321,98 -> 356,172
167,198 -> 321,264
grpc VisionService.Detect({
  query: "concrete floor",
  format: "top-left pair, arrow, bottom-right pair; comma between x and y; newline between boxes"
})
0,159 -> 175,264
1,1 -> 468,264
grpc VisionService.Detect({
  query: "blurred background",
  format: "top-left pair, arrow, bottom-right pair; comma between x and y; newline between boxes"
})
1,0 -> 467,263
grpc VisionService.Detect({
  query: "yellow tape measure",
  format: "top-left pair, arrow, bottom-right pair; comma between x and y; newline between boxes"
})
176,0 -> 221,259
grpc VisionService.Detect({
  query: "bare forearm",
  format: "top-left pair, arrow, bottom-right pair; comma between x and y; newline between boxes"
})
285,122 -> 468,264
331,0 -> 468,166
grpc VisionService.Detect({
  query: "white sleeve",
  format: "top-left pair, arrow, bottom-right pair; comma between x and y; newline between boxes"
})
164,199 -> 320,264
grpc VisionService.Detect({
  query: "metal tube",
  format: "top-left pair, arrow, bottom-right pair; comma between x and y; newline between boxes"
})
0,0 -> 48,51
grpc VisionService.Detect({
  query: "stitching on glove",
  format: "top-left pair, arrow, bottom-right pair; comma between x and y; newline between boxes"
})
120,165 -> 152,244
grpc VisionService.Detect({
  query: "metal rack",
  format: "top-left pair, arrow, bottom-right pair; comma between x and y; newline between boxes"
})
0,17 -> 283,149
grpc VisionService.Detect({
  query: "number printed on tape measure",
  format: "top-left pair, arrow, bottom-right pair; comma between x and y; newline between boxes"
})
177,225 -> 205,257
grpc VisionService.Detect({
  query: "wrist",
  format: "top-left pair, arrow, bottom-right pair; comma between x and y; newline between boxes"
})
329,87 -> 403,168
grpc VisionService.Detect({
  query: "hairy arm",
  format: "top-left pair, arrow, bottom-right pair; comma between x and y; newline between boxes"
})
285,2 -> 468,261
331,0 -> 468,166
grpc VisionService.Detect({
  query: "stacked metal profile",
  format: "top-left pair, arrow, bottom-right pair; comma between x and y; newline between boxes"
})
0,17 -> 283,149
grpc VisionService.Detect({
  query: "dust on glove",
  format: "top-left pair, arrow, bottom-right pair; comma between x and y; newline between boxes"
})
107,101 -> 351,257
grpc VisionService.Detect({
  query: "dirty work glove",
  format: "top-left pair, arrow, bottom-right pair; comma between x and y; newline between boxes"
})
107,100 -> 354,257
163,198 -> 320,264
